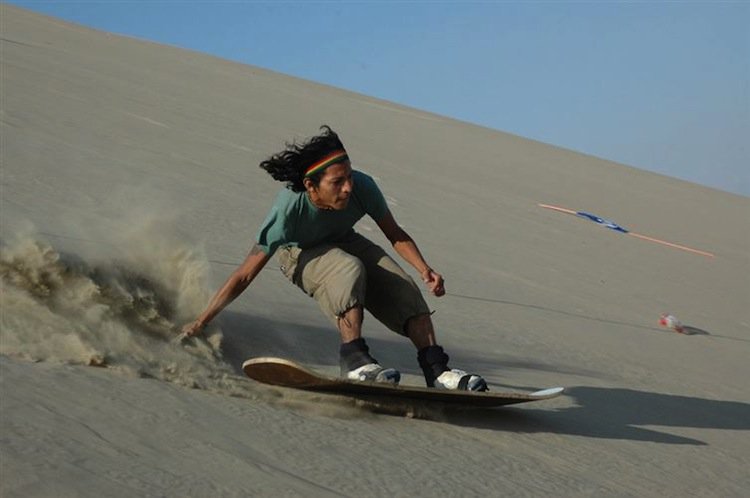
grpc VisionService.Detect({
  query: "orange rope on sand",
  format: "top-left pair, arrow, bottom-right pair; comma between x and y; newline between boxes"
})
537,203 -> 715,259
538,203 -> 578,215
626,232 -> 715,258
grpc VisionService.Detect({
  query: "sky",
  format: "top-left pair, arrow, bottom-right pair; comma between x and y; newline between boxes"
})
6,1 -> 749,196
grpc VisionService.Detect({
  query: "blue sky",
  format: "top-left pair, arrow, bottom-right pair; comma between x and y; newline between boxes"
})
7,1 -> 749,196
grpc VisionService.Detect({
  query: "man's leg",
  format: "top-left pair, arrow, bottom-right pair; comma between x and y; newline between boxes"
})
338,305 -> 400,383
279,246 -> 399,383
332,235 -> 486,390
406,314 -> 449,386
405,313 -> 437,349
337,305 -> 364,343
407,314 -> 488,391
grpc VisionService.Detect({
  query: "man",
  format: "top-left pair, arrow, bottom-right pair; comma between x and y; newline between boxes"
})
181,126 -> 487,391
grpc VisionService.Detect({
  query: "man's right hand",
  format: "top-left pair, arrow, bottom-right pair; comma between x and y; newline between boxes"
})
180,320 -> 206,338
176,244 -> 270,342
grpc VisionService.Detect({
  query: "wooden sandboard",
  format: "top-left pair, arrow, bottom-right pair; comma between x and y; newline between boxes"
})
243,357 -> 564,407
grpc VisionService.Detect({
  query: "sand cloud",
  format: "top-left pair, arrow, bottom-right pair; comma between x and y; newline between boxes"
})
0,214 -> 247,394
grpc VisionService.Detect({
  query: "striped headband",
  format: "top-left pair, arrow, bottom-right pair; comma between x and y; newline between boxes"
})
304,150 -> 349,178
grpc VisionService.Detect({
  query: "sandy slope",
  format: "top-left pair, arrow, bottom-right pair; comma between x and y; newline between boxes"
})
2,4 -> 749,497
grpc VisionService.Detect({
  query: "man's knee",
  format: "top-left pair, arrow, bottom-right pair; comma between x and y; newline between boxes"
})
307,250 -> 367,321
326,250 -> 366,292
297,248 -> 363,291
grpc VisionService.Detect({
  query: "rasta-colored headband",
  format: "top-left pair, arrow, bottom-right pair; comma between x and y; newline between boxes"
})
304,150 -> 349,178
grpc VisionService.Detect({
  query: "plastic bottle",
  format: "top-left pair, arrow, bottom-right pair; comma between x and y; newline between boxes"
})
659,313 -> 685,333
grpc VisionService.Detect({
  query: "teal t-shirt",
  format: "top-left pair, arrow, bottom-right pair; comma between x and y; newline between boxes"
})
256,170 -> 388,255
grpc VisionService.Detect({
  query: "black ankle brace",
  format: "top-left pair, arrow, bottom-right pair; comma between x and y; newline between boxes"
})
417,345 -> 450,387
340,338 -> 378,374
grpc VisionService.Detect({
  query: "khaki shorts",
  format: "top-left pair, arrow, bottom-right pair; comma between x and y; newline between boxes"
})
276,232 -> 430,335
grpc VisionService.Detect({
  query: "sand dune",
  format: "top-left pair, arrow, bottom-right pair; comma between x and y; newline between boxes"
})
2,4 -> 749,496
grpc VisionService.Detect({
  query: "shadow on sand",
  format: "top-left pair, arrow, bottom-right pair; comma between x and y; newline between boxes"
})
679,325 -> 711,336
216,310 -> 341,372
436,386 -> 750,446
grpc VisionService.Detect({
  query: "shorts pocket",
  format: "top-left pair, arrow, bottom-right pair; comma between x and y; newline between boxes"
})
277,247 -> 299,281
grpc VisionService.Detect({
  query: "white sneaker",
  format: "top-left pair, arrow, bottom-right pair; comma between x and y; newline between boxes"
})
345,363 -> 401,385
434,369 -> 488,391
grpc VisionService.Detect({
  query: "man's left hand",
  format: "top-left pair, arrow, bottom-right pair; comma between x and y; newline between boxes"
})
421,268 -> 445,297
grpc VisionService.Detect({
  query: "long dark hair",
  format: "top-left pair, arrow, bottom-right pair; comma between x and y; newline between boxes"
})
259,125 -> 346,192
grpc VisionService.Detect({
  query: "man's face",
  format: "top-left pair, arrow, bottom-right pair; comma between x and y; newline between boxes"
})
306,160 -> 353,210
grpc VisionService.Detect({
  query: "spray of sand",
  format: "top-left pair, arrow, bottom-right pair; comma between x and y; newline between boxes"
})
0,212 -> 255,393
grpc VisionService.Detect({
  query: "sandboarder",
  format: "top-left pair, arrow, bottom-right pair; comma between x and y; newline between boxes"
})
181,126 -> 487,391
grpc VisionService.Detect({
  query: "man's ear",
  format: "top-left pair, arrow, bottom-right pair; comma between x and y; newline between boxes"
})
303,177 -> 316,192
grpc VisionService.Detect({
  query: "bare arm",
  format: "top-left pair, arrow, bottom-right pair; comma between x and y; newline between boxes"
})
376,210 -> 445,297
181,244 -> 272,337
